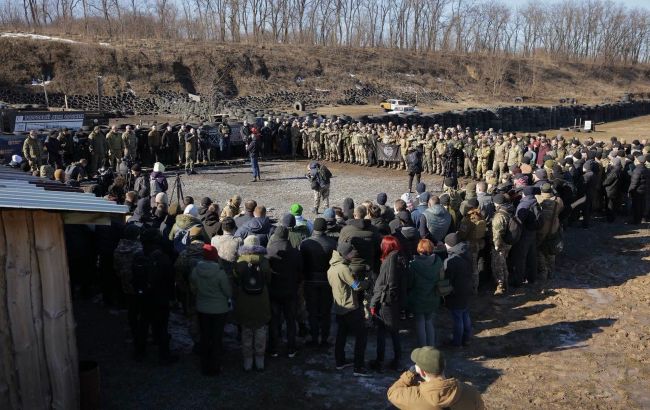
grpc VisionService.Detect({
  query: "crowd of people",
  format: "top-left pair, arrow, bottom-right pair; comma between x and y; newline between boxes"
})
6,118 -> 650,409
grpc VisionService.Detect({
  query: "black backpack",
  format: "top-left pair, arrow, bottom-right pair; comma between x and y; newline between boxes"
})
503,211 -> 522,245
131,252 -> 155,296
240,262 -> 265,295
529,202 -> 545,231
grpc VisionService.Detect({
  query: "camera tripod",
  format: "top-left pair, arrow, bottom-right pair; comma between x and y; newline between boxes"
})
169,172 -> 185,205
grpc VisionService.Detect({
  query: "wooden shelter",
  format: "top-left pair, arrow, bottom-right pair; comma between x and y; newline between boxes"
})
0,168 -> 126,409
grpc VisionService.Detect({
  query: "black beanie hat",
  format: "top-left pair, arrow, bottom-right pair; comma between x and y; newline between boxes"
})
313,218 -> 326,232
493,194 -> 506,205
444,233 -> 460,247
201,197 -> 212,207
281,213 -> 296,227
377,193 -> 388,205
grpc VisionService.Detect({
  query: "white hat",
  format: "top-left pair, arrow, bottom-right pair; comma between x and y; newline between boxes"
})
183,204 -> 198,217
153,162 -> 165,173
11,154 -> 22,163
243,235 -> 260,247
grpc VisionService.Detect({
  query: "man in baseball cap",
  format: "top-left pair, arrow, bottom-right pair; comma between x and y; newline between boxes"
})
388,346 -> 485,409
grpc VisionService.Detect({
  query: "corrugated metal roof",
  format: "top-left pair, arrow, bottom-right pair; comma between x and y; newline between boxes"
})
0,168 -> 127,214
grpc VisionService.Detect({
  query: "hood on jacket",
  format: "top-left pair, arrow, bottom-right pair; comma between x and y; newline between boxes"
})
329,250 -> 347,267
430,204 -> 448,217
447,240 -> 470,260
420,378 -> 465,408
245,217 -> 271,233
193,260 -> 220,280
239,245 -> 267,255
400,226 -> 419,240
345,218 -> 370,230
175,214 -> 201,229
183,241 -> 205,258
342,198 -> 355,219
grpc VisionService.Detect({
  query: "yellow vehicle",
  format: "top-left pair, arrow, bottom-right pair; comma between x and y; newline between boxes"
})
380,99 -> 406,111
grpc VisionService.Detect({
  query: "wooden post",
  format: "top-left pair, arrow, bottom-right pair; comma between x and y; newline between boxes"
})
33,211 -> 80,410
0,210 -> 80,409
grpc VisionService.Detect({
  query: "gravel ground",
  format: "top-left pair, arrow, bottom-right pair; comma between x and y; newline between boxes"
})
75,159 -> 650,409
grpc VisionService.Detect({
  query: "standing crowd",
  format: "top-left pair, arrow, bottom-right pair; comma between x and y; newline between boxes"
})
7,119 -> 650,410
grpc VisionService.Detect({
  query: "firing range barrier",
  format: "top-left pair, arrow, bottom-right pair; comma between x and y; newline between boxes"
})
1,87 -> 650,132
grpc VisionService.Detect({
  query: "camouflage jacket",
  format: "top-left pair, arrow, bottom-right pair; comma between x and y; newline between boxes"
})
22,137 -> 43,161
113,239 -> 143,295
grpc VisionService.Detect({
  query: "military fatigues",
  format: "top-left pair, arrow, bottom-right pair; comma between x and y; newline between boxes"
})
476,145 -> 492,180
423,135 -> 434,174
122,130 -> 137,159
507,143 -> 522,169
22,136 -> 43,172
342,127 -> 354,163
491,208 -> 511,295
88,129 -> 108,174
106,130 -> 124,169
435,139 -> 447,174
492,141 -> 507,179
184,132 -> 197,172
463,142 -> 476,178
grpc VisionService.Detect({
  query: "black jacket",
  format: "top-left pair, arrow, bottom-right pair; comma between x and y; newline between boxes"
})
602,165 -> 624,199
629,163 -> 650,196
444,241 -> 473,310
203,212 -> 221,238
267,226 -> 303,299
370,250 -> 403,330
300,231 -> 337,283
338,218 -> 381,276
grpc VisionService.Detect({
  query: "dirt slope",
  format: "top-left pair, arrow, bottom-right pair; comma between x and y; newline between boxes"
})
2,33 -> 650,108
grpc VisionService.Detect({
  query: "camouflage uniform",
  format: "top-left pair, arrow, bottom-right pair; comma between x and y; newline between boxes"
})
122,130 -> 137,159
435,138 -> 447,174
398,135 -> 409,170
106,130 -> 124,169
113,238 -> 143,296
342,126 -> 354,163
185,131 -> 197,172
476,143 -> 492,180
423,133 -> 434,174
507,142 -> 522,168
458,208 -> 486,294
492,139 -> 508,179
491,207 -> 512,295
88,127 -> 108,174
310,126 -> 321,160
22,134 -> 43,172
462,140 -> 476,178
536,193 -> 564,282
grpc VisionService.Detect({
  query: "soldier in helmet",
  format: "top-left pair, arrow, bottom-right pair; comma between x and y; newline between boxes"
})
23,130 -> 43,173
88,126 -> 108,175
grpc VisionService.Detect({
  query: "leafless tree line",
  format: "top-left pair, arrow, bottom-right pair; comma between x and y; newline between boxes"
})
1,0 -> 650,64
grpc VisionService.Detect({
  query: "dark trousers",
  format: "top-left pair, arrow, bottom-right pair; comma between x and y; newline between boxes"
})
198,312 -> 227,374
335,308 -> 367,369
581,197 -> 593,228
375,306 -> 401,363
408,173 -> 421,192
630,192 -> 647,224
220,137 -> 231,159
509,229 -> 537,286
269,297 -> 297,353
450,308 -> 472,346
250,155 -> 260,178
605,195 -> 621,222
305,282 -> 333,343
128,295 -> 170,358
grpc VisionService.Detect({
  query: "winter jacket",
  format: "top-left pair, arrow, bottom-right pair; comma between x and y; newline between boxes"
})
211,233 -> 241,264
288,224 -> 310,249
327,251 -> 370,315
342,198 -> 355,220
457,209 -> 486,243
173,241 -> 205,298
266,226 -> 303,299
516,195 -> 541,232
422,205 -> 452,243
371,250 -> 403,330
629,163 -> 650,197
142,247 -> 176,306
371,217 -> 390,236
234,246 -> 272,327
388,371 -> 485,410
411,204 -> 428,229
492,206 -> 513,251
602,165 -> 624,199
394,226 -> 420,262
113,239 -> 143,295
378,204 -> 395,224
168,214 -> 210,243
476,192 -> 495,221
234,217 -> 272,246
407,254 -> 442,314
190,260 -> 232,315
338,218 -> 381,276
300,231 -> 337,283
149,171 -> 168,208
234,211 -> 254,228
444,241 -> 473,310
202,211 -> 221,238
133,174 -> 149,198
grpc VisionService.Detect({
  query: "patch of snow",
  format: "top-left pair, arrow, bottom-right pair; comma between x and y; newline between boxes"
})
1,32 -> 80,44
99,42 -> 111,47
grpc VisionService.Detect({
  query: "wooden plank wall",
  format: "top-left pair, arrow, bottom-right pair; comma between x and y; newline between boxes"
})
0,210 -> 80,410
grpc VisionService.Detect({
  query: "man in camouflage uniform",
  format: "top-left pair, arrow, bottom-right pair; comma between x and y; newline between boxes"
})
476,141 -> 492,180
507,137 -> 522,170
122,125 -> 137,159
320,123 -> 330,161
301,123 -> 311,158
491,194 -> 512,296
357,127 -> 369,165
22,130 -> 43,172
536,184 -> 564,281
435,134 -> 447,175
462,136 -> 476,178
492,135 -> 508,180
106,125 -> 124,169
88,126 -> 108,175
311,124 -> 322,160
178,125 -> 187,165
329,124 -> 341,162
342,124 -> 353,163
184,127 -> 197,174
290,120 -> 301,159
422,129 -> 434,174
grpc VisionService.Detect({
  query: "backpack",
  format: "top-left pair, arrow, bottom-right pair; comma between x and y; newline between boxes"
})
503,211 -> 522,245
437,259 -> 454,297
131,252 -> 155,296
241,262 -> 265,295
529,201 -> 545,231
173,224 -> 201,254
314,165 -> 332,188
537,198 -> 559,241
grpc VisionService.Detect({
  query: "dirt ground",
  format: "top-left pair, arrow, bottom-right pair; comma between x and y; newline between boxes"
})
75,159 -> 650,410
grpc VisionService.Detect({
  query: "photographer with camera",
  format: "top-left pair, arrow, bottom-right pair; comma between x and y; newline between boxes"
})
306,161 -> 332,214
